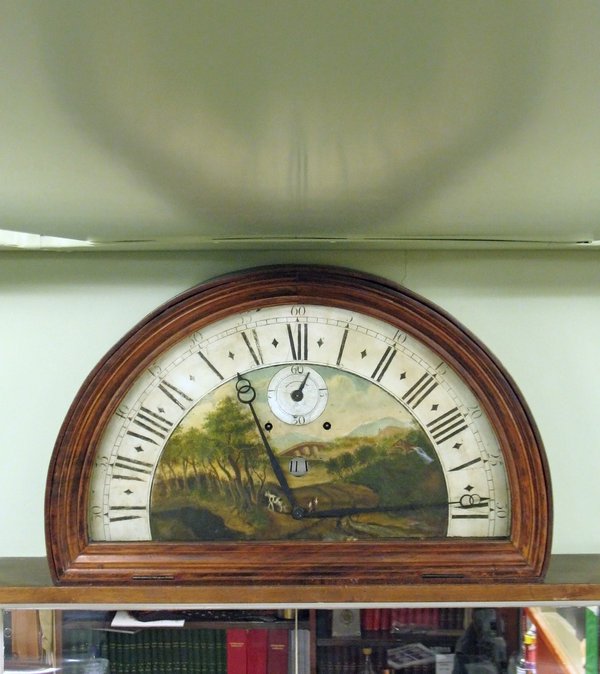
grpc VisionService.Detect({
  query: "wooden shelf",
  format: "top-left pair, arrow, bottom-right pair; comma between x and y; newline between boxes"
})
0,555 -> 599,607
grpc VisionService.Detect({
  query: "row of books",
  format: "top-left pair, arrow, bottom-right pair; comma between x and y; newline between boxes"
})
63,626 -> 309,674
64,627 -> 227,674
227,627 -> 311,674
228,628 -> 288,674
361,608 -> 466,633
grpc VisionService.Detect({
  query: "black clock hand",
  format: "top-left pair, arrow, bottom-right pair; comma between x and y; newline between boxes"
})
236,374 -> 305,519
302,496 -> 490,519
290,371 -> 310,402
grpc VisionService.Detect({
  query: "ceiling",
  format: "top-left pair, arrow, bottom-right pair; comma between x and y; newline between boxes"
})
2,1 -> 600,251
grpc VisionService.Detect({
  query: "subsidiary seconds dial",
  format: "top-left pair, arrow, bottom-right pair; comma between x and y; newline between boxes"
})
267,365 -> 328,425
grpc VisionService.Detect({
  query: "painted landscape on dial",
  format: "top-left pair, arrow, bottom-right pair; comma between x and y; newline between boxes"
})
149,366 -> 448,541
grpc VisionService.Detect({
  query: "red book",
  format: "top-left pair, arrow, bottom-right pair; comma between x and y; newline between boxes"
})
247,629 -> 268,674
267,629 -> 289,674
371,608 -> 381,631
380,608 -> 391,632
361,608 -> 373,631
227,628 -> 248,674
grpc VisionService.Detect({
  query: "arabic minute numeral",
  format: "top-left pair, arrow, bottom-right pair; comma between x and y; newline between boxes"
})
392,328 -> 407,344
115,404 -> 131,420
467,405 -> 483,420
90,505 -> 103,520
147,363 -> 163,378
435,361 -> 448,376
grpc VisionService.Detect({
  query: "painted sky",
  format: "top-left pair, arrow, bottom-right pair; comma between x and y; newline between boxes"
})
179,365 -> 418,447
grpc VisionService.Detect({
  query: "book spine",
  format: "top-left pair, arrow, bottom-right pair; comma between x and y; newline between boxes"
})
247,629 -> 268,674
267,629 -> 289,674
227,628 -> 248,674
204,629 -> 215,674
216,629 -> 227,674
585,606 -> 599,674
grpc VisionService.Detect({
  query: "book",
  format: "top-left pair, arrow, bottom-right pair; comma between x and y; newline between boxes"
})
247,629 -> 268,674
289,628 -> 310,674
227,628 -> 249,674
267,629 -> 289,674
216,629 -> 227,674
207,629 -> 218,674
585,606 -> 599,674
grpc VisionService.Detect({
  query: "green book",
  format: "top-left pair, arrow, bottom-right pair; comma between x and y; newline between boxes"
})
585,607 -> 599,674
175,628 -> 185,674
181,629 -> 191,674
188,629 -> 199,674
216,629 -> 227,674
206,629 -> 217,674
151,629 -> 162,673
199,629 -> 209,674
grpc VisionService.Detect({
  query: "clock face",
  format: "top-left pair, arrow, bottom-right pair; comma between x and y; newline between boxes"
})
46,265 -> 551,585
88,303 -> 510,544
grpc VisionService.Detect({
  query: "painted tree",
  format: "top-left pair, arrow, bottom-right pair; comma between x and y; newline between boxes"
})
201,396 -> 265,510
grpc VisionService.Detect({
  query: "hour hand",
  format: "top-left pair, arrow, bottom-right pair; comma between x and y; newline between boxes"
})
304,501 -> 449,519
235,374 -> 305,519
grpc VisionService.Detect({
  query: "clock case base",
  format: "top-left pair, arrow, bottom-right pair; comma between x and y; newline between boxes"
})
45,265 -> 552,585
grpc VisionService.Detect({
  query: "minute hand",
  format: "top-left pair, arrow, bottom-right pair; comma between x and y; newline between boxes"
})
236,374 -> 303,517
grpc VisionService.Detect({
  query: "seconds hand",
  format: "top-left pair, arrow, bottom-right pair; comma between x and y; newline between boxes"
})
290,371 -> 310,402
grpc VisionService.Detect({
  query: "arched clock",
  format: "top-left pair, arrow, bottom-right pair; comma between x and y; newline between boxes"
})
45,265 -> 551,584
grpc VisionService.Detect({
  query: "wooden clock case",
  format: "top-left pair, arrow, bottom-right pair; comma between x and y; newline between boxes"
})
45,265 -> 552,585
